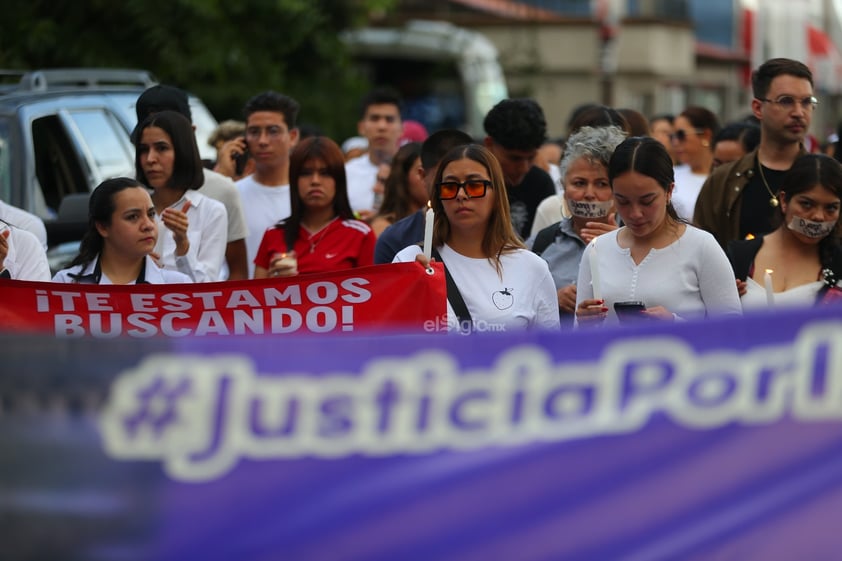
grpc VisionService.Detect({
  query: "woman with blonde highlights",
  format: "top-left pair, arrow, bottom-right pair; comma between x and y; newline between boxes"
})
394,144 -> 560,332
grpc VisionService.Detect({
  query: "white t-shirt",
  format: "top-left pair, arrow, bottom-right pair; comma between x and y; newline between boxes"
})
393,243 -> 561,333
548,163 -> 562,195
0,200 -> 48,249
575,225 -> 742,325
201,169 -> 249,243
236,175 -> 291,278
2,227 -> 51,281
345,154 -> 378,214
672,164 -> 708,221
153,190 -> 227,283
530,194 -> 567,238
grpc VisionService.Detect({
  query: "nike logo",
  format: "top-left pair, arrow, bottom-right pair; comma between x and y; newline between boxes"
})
325,253 -> 338,259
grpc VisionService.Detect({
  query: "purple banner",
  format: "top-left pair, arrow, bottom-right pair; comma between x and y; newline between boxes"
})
2,305 -> 842,560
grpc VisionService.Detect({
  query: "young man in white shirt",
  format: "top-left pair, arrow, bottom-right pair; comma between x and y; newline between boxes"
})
235,91 -> 300,278
345,88 -> 403,219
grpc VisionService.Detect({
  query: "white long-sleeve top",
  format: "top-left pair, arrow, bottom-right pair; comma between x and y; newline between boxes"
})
154,190 -> 227,283
575,225 -> 742,325
2,227 -> 51,281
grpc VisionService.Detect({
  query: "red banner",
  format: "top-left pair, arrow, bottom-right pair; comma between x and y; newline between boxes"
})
0,263 -> 446,337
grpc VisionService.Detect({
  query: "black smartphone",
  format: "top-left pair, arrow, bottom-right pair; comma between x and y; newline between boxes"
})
614,301 -> 646,322
233,146 -> 249,176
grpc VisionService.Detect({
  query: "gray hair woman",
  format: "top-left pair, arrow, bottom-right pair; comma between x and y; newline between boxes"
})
528,125 -> 626,326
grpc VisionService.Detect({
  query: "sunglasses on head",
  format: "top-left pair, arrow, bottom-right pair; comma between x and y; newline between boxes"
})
671,128 -> 704,142
437,179 -> 492,200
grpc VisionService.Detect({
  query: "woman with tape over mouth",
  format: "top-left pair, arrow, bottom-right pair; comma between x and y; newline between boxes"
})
393,144 -> 560,333
53,178 -> 192,284
527,126 -> 625,327
727,153 -> 842,309
576,137 -> 742,326
253,136 -> 376,279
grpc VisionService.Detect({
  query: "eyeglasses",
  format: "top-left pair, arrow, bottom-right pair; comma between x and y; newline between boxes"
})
245,125 -> 286,139
757,95 -> 818,111
671,128 -> 704,142
437,179 -> 492,200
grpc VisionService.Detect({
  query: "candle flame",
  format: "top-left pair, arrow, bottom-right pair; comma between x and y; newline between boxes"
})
765,268 -> 774,274
745,233 -> 755,240
427,200 -> 432,209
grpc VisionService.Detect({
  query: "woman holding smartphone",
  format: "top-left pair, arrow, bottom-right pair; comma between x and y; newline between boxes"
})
135,110 -> 227,282
575,137 -> 741,325
53,178 -> 191,284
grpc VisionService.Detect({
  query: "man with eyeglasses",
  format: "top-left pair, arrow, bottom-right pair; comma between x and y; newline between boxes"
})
235,91 -> 300,278
694,58 -> 814,247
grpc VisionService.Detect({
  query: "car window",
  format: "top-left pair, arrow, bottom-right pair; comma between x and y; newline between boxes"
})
110,93 -> 218,162
32,115 -> 87,217
66,109 -> 135,181
0,118 -> 10,204
189,98 -> 219,162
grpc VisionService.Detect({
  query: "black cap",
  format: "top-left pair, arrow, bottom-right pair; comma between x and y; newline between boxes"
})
136,84 -> 192,123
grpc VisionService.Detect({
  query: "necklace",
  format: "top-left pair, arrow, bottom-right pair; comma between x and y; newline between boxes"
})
305,219 -> 334,254
757,159 -> 780,208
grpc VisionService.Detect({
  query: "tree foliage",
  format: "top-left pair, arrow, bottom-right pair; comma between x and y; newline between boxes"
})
0,0 -> 396,139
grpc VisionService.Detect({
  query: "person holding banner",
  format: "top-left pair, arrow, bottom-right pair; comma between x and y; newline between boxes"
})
727,153 -> 842,309
134,110 -> 228,283
52,178 -> 192,284
576,137 -> 741,325
253,136 -> 376,278
394,144 -> 560,333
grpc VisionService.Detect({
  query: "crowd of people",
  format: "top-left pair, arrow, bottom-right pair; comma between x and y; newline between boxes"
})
2,57 -> 841,332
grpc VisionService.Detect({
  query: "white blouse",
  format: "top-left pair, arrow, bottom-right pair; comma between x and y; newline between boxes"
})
576,225 -> 742,325
154,190 -> 227,283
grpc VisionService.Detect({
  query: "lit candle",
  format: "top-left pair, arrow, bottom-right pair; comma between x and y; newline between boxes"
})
589,242 -> 602,301
423,201 -> 434,262
764,268 -> 775,307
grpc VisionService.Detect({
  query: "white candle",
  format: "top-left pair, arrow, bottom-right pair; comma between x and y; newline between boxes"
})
423,202 -> 434,261
589,242 -> 602,301
764,269 -> 775,307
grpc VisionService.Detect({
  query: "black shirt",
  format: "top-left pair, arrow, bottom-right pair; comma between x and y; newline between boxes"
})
374,209 -> 425,264
508,166 -> 556,240
738,162 -> 786,240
